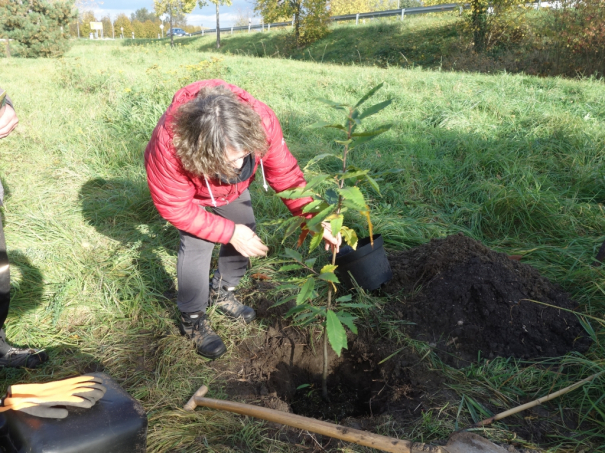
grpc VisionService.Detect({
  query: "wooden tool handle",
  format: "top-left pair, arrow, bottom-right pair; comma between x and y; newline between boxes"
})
184,385 -> 448,453
183,385 -> 208,411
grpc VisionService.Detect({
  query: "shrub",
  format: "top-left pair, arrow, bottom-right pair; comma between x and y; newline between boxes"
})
555,0 -> 605,76
464,0 -> 527,52
0,0 -> 77,58
255,0 -> 330,47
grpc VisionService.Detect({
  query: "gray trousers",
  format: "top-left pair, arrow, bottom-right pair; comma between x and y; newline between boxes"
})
176,189 -> 256,314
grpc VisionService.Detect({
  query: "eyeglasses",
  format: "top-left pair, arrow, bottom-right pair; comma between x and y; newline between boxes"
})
227,151 -> 251,163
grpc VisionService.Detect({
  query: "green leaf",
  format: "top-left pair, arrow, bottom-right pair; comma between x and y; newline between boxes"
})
302,200 -> 328,214
338,186 -> 366,211
308,121 -> 346,130
297,384 -> 311,389
319,272 -> 339,283
277,187 -> 314,200
285,304 -> 310,318
335,295 -> 352,302
354,82 -> 385,109
284,248 -> 303,263
326,310 -> 348,357
305,174 -> 331,192
316,98 -> 349,110
275,284 -> 300,291
304,258 -> 317,268
335,139 -> 353,146
330,215 -> 343,239
359,99 -> 393,120
341,170 -> 369,180
336,311 -> 358,334
296,278 -> 315,305
279,264 -> 303,272
303,153 -> 341,171
349,125 -> 392,149
364,174 -> 381,195
325,188 -> 339,204
340,302 -> 373,309
306,205 -> 335,230
270,294 -> 297,308
309,231 -> 324,252
341,226 -> 358,249
283,216 -> 305,240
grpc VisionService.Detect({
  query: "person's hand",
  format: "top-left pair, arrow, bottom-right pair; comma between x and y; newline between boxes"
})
0,105 -> 18,139
229,224 -> 269,257
321,222 -> 342,254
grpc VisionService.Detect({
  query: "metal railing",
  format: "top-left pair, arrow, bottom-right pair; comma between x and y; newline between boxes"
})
190,3 -> 464,36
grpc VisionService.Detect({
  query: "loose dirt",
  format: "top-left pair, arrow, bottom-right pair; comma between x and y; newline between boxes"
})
383,233 -> 591,367
209,233 -> 589,451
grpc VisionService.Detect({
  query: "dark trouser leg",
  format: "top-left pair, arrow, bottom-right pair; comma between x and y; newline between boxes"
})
176,189 -> 256,314
0,214 -> 10,331
212,189 -> 256,289
176,230 -> 215,314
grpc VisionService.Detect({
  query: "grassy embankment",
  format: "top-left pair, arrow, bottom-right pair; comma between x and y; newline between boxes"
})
0,41 -> 604,452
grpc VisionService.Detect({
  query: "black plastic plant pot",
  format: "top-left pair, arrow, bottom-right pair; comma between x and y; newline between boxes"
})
335,234 -> 392,291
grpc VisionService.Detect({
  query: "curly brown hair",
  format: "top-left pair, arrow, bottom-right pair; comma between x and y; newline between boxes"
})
173,85 -> 268,179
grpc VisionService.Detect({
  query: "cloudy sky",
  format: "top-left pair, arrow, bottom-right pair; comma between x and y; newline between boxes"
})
91,0 -> 260,27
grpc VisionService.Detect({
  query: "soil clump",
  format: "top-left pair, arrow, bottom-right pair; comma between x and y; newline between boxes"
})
383,233 -> 591,367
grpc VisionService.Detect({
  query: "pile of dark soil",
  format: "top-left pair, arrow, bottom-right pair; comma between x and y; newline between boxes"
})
384,233 -> 591,367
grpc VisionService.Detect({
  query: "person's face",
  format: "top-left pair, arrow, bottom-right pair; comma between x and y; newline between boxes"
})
225,147 -> 251,170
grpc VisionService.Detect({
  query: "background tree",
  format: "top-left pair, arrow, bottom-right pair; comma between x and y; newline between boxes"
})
114,13 -> 132,38
0,0 -> 77,57
153,0 -> 197,47
79,10 -> 97,37
233,7 -> 251,27
330,0 -> 401,15
255,0 -> 329,47
198,0 -> 232,49
101,15 -> 112,38
131,8 -> 158,23
466,0 -> 527,52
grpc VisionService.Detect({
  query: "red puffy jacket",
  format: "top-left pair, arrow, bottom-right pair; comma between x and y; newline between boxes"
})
145,80 -> 311,244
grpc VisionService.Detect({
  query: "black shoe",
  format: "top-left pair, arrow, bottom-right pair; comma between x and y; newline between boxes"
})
210,286 -> 256,323
0,336 -> 48,368
179,311 -> 227,360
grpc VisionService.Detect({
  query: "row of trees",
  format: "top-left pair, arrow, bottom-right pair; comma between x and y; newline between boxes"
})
253,0 -> 433,48
69,8 -> 202,40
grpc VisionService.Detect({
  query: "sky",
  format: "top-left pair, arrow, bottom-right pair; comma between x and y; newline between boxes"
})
91,0 -> 261,28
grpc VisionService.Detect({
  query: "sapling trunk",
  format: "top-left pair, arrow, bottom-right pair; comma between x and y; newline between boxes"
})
321,113 -> 353,401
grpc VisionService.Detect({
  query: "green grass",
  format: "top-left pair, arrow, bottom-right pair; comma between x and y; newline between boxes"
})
1,40 -> 605,451
158,14 -> 464,70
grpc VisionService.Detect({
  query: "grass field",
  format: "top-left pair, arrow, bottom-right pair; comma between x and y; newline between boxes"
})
1,39 -> 604,452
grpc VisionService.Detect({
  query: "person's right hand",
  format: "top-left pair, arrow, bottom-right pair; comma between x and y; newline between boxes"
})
229,224 -> 269,257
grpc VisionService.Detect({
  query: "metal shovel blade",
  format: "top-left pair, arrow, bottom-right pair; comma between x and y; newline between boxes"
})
445,432 -> 510,453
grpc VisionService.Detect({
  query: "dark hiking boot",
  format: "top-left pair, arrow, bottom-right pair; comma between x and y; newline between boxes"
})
179,311 -> 227,360
209,286 -> 256,324
0,333 -> 48,368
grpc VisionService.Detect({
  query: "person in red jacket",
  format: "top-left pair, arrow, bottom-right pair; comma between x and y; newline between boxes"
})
145,80 -> 340,359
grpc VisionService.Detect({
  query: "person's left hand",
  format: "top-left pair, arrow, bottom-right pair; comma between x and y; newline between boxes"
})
0,105 -> 18,139
321,222 -> 342,253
